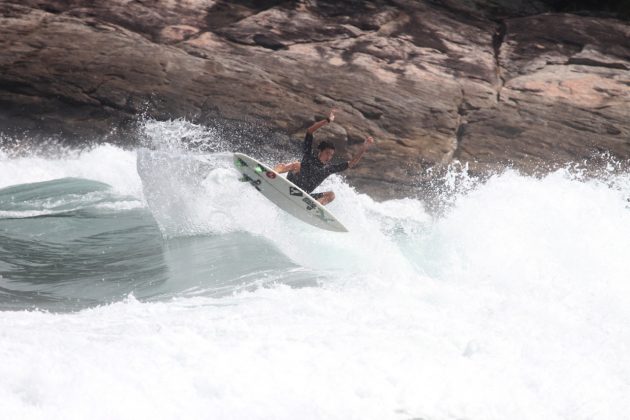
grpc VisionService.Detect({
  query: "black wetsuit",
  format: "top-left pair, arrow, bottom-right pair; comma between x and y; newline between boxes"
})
287,132 -> 349,195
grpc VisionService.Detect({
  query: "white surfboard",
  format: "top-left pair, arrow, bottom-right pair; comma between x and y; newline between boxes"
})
233,153 -> 348,232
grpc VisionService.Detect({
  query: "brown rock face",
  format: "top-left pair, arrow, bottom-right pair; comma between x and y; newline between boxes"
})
0,1 -> 629,198
455,13 -> 630,173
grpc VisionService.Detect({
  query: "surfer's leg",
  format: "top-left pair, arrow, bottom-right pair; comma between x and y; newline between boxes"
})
316,191 -> 335,205
274,161 -> 301,174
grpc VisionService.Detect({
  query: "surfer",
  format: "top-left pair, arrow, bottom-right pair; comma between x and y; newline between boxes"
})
274,109 -> 374,205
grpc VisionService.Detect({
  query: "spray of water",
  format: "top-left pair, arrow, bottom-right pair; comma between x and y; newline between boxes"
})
1,119 -> 630,419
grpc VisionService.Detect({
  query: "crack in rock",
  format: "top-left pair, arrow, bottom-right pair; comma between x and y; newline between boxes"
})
492,19 -> 507,102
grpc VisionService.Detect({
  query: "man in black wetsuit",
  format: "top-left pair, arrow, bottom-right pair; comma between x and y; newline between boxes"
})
274,109 -> 374,205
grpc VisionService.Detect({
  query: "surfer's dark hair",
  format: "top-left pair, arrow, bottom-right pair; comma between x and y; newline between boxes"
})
317,141 -> 335,151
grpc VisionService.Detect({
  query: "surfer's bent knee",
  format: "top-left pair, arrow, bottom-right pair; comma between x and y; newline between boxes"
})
317,191 -> 335,205
274,161 -> 300,174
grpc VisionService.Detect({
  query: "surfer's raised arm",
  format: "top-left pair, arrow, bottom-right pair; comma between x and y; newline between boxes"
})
307,109 -> 336,134
348,136 -> 374,168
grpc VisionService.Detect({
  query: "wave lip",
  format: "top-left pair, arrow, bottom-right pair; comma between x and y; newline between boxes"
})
0,177 -> 116,218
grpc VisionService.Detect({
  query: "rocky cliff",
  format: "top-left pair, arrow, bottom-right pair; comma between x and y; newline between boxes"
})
1,0 -> 629,198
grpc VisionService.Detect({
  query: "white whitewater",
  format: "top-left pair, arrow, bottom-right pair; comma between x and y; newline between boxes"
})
1,120 -> 629,419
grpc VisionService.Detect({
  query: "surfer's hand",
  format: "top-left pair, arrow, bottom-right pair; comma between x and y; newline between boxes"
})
364,136 -> 374,148
328,109 -> 336,123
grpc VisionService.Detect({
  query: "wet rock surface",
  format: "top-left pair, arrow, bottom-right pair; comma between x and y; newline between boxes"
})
0,0 -> 628,198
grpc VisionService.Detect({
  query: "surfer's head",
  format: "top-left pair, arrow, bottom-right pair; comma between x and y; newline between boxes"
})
317,141 -> 335,163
